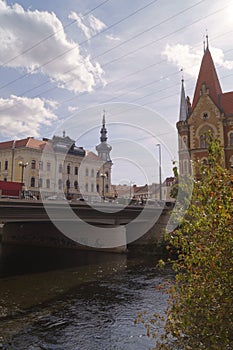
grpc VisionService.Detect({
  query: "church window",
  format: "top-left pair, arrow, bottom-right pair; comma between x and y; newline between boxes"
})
202,112 -> 209,120
200,134 -> 206,148
230,133 -> 233,147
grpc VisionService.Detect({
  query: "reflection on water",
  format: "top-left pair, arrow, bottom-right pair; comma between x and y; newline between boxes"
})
0,244 -> 171,350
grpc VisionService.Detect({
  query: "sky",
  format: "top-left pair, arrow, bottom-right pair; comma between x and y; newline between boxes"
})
0,0 -> 233,185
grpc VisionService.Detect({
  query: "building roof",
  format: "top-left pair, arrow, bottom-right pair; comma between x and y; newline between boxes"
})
220,92 -> 233,116
192,47 -> 222,110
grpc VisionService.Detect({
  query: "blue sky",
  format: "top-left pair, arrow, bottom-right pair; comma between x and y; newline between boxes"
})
0,0 -> 233,185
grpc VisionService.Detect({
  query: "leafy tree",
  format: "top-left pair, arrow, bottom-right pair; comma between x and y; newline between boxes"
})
137,134 -> 233,349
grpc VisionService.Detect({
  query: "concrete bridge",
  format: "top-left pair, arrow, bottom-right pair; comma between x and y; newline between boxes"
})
0,199 -> 174,253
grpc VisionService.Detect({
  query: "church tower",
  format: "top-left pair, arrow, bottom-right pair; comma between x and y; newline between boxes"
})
96,112 -> 112,162
176,37 -> 233,175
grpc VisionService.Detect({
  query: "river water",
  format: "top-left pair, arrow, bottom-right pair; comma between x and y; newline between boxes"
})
0,244 -> 171,350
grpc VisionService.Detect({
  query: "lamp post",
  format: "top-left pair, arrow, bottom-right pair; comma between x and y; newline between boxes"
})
156,144 -> 162,200
18,161 -> 28,184
129,181 -> 135,200
100,173 -> 106,202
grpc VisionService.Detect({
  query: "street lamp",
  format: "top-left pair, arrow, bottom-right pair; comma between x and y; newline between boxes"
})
129,181 -> 135,200
156,144 -> 162,200
100,173 -> 107,202
18,161 -> 28,184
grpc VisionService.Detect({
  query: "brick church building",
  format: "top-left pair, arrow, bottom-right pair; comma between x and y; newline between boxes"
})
176,39 -> 233,176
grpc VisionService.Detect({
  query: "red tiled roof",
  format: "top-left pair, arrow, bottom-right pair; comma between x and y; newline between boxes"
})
14,137 -> 31,148
0,140 -> 14,149
220,92 -> 233,115
192,48 -> 222,110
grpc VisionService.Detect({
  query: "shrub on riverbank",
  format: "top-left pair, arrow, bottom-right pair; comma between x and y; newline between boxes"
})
137,134 -> 233,349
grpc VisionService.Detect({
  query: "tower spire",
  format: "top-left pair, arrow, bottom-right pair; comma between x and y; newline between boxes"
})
100,110 -> 107,142
179,77 -> 188,121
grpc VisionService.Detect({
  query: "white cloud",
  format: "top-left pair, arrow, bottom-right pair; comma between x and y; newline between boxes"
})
0,95 -> 57,138
68,11 -> 106,40
68,106 -> 79,113
162,44 -> 233,78
106,34 -> 120,41
0,2 -> 105,93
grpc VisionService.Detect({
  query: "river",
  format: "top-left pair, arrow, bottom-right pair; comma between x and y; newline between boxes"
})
0,244 -> 171,350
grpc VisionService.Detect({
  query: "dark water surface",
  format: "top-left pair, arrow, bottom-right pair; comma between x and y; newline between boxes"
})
0,244 -> 171,350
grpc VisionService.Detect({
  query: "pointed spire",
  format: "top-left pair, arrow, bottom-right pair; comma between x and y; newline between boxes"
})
100,110 -> 107,142
179,78 -> 188,121
192,43 -> 222,110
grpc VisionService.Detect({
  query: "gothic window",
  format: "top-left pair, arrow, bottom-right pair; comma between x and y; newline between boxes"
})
31,160 -> 36,170
200,134 -> 206,148
30,177 -> 35,187
202,112 -> 209,120
230,133 -> 233,147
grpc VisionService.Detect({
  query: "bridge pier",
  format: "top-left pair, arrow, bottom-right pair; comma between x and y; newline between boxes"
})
1,221 -> 127,254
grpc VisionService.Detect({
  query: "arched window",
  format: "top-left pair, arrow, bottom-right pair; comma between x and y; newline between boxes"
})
39,161 -> 43,170
46,179 -> 50,189
58,179 -> 62,190
30,177 -> 35,187
38,178 -> 43,188
200,134 -> 206,148
31,160 -> 36,170
66,179 -> 70,189
67,164 -> 70,174
75,166 -> 78,175
85,168 -> 89,177
74,180 -> 78,189
230,133 -> 233,147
